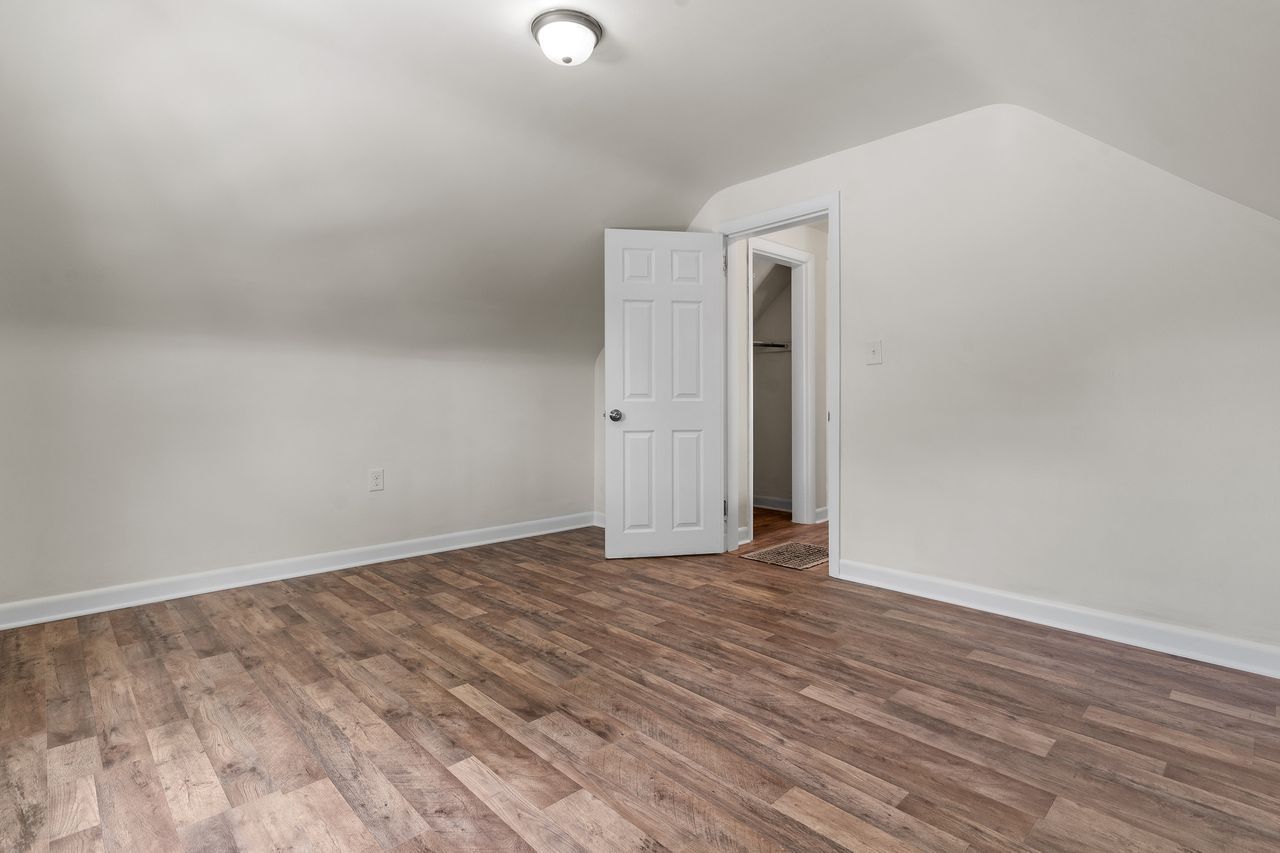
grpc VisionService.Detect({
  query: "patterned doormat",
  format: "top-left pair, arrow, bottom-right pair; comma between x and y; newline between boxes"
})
741,542 -> 829,570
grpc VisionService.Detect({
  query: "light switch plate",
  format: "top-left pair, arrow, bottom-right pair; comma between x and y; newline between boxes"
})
866,339 -> 884,365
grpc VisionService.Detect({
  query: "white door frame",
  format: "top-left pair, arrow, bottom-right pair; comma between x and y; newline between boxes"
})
747,237 -> 818,527
716,194 -> 841,574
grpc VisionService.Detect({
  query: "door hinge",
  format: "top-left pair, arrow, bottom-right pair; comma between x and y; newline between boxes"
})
723,499 -> 728,517
722,254 -> 728,274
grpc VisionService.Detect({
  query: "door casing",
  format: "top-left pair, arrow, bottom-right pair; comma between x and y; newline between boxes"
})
716,194 -> 841,571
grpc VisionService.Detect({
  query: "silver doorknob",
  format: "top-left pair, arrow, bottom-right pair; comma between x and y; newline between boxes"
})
608,409 -> 624,422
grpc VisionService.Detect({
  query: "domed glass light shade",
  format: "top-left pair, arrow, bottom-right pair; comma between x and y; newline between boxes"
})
531,10 -> 603,67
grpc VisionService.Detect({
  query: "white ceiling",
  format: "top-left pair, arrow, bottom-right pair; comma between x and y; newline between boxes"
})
1,1 -> 1276,355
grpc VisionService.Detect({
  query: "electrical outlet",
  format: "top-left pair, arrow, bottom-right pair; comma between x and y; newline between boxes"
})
369,468 -> 385,492
866,339 -> 884,365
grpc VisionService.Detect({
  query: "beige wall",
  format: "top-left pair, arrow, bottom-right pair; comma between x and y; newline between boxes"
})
0,327 -> 593,605
692,104 -> 1280,647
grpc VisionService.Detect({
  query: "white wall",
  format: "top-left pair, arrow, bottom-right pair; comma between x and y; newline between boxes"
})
0,4 -> 620,616
0,327 -> 592,606
692,104 -> 1280,648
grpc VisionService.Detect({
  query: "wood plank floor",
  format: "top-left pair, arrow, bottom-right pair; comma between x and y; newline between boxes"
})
4,509 -> 1280,851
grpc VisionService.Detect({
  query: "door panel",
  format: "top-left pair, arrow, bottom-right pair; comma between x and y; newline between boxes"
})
623,301 -> 655,400
671,302 -> 703,400
605,229 -> 725,558
672,430 -> 704,530
622,431 -> 655,533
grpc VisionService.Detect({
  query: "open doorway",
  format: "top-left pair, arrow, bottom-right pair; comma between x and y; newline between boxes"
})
752,256 -> 795,516
597,196 -> 838,564
716,194 -> 840,564
747,219 -> 829,538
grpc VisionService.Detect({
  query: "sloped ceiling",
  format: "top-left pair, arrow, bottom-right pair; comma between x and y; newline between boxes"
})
1,1 -> 1276,356
754,267 -> 789,324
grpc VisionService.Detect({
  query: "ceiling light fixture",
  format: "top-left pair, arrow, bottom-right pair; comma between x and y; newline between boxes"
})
531,9 -> 603,67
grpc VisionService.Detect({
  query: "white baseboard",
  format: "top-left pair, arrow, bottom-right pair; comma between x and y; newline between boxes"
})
837,559 -> 1280,681
0,512 -> 597,631
750,501 -> 826,523
592,511 -> 605,528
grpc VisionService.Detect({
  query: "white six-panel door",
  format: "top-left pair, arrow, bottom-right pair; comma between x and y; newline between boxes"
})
604,229 -> 726,558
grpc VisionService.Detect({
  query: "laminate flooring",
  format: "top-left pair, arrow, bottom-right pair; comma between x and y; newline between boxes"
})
4,510 -> 1280,851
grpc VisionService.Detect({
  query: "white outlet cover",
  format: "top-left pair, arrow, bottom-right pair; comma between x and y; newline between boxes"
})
866,339 -> 884,365
369,468 -> 385,492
